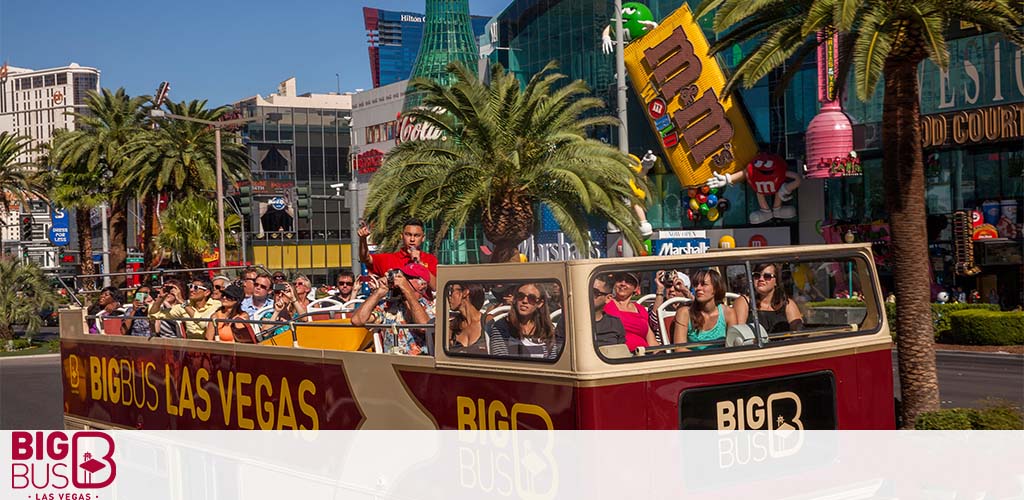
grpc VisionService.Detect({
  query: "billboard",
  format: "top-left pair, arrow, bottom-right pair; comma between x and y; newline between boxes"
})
624,5 -> 758,188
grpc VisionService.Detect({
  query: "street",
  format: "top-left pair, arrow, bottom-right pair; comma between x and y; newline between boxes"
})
1,349 -> 1020,429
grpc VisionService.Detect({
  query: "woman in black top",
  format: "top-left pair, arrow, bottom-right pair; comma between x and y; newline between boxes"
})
733,263 -> 804,334
488,283 -> 563,360
448,282 -> 487,354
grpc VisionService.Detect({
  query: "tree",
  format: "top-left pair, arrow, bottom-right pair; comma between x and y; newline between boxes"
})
0,133 -> 47,213
0,257 -> 59,342
120,99 -> 251,269
47,146 -> 104,288
366,61 -> 646,262
48,88 -> 149,287
156,195 -> 241,269
697,0 -> 1022,427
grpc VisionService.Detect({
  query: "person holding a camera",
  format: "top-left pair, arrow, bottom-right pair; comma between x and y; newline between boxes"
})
258,281 -> 308,341
350,263 -> 435,355
358,217 -> 438,290
148,279 -> 188,338
649,270 -> 692,344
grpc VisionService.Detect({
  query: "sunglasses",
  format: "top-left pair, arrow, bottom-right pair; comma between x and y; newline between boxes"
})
214,284 -> 225,290
254,282 -> 271,290
515,292 -> 542,304
337,281 -> 354,286
753,272 -> 776,281
189,284 -> 208,291
592,288 -> 610,297
273,276 -> 286,281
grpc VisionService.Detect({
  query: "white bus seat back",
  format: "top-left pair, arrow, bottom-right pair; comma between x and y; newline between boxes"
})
657,296 -> 691,345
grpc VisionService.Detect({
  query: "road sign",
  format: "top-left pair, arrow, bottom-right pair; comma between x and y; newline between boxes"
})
48,206 -> 70,247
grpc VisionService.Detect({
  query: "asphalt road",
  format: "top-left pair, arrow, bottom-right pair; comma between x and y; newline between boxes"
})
1,349 -> 1020,430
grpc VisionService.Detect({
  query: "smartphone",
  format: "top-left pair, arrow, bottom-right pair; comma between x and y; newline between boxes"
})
357,275 -> 374,283
134,292 -> 147,302
272,283 -> 288,292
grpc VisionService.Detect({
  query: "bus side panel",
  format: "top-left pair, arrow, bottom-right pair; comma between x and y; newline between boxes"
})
397,369 -> 578,430
575,381 -> 647,429
61,338 -> 362,430
643,350 -> 893,430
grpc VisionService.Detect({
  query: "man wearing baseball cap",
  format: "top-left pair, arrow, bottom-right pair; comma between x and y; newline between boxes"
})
351,262 -> 435,355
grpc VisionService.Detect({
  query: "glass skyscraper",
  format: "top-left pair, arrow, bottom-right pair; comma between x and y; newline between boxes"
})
363,6 -> 490,88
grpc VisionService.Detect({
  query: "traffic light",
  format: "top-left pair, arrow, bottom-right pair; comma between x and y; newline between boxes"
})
238,185 -> 252,216
296,186 -> 310,219
20,215 -> 33,241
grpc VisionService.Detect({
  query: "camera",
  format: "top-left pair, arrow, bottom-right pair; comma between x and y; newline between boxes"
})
272,283 -> 288,292
661,270 -> 677,287
386,269 -> 401,289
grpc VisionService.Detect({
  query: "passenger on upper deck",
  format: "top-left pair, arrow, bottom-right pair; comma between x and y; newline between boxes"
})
672,269 -> 737,350
259,282 -> 308,340
291,275 -> 314,311
329,270 -> 359,303
732,263 -> 804,334
211,275 -> 231,301
592,274 -> 626,347
488,283 -> 563,360
239,266 -> 258,298
448,282 -> 487,354
483,284 -> 515,324
358,217 -> 438,290
603,272 -> 657,351
205,284 -> 253,343
175,277 -> 222,340
122,285 -> 153,336
649,270 -> 691,344
88,287 -> 123,333
241,273 -> 272,317
148,279 -> 187,338
351,263 -> 435,355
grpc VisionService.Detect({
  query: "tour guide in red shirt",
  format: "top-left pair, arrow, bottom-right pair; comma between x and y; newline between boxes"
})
358,217 -> 438,289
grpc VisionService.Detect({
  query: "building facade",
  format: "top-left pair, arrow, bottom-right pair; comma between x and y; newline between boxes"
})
485,1 -> 1020,305
363,7 -> 490,88
232,78 -> 354,284
0,63 -> 100,163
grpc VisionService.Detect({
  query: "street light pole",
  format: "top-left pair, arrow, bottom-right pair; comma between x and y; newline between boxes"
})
150,109 -> 257,269
100,202 -> 111,287
613,0 -> 635,257
214,127 -> 226,267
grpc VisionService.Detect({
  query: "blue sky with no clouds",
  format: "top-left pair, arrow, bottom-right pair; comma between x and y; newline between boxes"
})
0,0 -> 510,106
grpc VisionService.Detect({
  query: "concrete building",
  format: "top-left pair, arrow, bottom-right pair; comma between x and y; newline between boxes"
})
0,62 -> 100,163
232,78 -> 354,283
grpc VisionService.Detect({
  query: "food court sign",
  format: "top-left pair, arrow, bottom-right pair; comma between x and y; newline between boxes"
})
624,5 -> 757,188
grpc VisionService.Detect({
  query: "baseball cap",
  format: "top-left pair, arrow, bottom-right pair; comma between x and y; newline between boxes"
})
399,263 -> 431,282
221,284 -> 245,301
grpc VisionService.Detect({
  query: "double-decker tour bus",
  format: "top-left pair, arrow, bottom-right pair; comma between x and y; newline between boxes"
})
58,244 -> 894,430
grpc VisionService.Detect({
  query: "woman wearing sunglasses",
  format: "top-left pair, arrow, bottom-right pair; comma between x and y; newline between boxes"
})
205,284 -> 254,343
604,272 -> 658,352
672,269 -> 737,350
488,283 -> 562,360
732,263 -> 804,334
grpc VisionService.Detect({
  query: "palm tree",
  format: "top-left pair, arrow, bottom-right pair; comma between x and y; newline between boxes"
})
697,0 -> 1022,427
0,133 -> 47,212
156,195 -> 241,269
47,146 -> 105,288
0,257 -> 59,342
366,61 -> 647,262
48,88 -> 149,287
120,99 -> 251,269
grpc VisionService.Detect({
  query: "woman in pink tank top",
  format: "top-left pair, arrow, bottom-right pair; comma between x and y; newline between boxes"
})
602,272 -> 657,351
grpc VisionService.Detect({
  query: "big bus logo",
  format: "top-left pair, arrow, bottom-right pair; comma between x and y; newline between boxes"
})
11,431 -> 117,490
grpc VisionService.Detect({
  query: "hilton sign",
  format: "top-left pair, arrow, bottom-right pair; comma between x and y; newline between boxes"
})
624,5 -> 758,188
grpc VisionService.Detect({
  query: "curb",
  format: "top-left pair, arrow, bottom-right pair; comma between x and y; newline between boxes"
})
0,353 -> 61,361
934,350 -> 1024,360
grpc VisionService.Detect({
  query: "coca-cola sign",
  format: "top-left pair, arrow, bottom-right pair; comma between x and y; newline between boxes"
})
395,107 -> 446,144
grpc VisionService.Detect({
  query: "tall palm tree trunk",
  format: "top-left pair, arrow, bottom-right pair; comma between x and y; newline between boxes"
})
882,57 -> 939,428
108,202 -> 128,288
75,208 -> 96,290
142,194 -> 160,270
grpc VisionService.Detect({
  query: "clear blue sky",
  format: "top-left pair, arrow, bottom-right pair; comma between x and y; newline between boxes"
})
0,0 -> 509,107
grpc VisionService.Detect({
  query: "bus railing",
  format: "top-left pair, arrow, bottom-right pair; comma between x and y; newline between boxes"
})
81,312 -> 434,353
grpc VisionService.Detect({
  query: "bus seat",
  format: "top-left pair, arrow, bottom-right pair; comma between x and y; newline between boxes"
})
291,319 -> 372,351
636,294 -> 657,309
725,323 -> 768,347
101,317 -> 124,336
657,297 -> 691,345
307,297 -> 345,321
599,343 -> 632,359
725,292 -> 740,305
488,305 -> 510,323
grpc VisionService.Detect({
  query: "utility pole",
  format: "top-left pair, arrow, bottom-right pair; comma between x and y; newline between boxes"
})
100,202 -> 111,287
614,0 -> 635,257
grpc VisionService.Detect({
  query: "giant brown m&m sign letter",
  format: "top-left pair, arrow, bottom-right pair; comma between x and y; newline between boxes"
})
624,5 -> 757,188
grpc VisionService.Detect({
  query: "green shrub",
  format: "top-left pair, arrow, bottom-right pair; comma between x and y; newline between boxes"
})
944,310 -> 1024,345
916,408 -> 974,429
45,339 -> 60,353
916,403 -> 1024,430
886,302 -> 1000,340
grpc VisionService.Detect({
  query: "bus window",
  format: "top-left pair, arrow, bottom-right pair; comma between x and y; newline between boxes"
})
445,280 -> 565,362
593,255 -> 880,361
